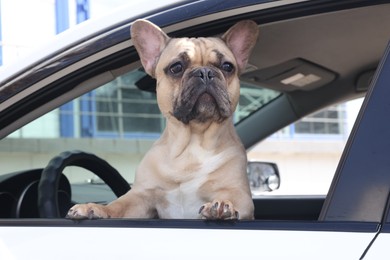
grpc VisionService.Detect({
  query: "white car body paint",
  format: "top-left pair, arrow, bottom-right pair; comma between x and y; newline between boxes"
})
363,233 -> 390,259
0,226 -> 374,260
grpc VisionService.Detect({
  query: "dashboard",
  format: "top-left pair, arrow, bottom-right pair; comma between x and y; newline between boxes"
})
0,170 -> 72,218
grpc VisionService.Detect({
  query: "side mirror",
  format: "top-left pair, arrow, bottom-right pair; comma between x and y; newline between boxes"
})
247,161 -> 280,195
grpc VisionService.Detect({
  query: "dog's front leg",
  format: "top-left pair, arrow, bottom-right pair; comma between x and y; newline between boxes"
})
67,189 -> 156,219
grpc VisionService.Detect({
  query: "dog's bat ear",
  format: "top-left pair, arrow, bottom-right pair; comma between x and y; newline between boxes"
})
131,19 -> 170,77
221,20 -> 259,74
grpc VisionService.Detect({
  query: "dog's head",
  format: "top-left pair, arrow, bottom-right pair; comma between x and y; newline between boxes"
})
131,20 -> 259,125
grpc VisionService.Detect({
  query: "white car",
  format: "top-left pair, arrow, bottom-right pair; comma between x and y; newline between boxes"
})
1,0 -> 390,259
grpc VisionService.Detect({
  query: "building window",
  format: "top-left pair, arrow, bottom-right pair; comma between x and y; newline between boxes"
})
271,104 -> 348,140
88,70 -> 163,138
294,105 -> 346,135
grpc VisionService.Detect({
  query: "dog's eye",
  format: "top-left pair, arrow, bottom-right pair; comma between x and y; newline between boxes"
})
221,62 -> 234,73
169,62 -> 183,74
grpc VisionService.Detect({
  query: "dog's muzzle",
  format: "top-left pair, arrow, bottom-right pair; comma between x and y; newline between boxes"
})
173,66 -> 232,124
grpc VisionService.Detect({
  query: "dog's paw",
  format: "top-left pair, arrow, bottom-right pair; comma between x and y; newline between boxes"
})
199,199 -> 239,220
66,203 -> 110,220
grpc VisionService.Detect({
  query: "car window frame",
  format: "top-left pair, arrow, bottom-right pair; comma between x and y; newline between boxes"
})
320,41 -> 390,223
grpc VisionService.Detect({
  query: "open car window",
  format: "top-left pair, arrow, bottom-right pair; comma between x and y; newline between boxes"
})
2,66 -> 364,203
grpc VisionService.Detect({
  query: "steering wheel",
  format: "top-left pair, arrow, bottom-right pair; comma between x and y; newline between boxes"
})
38,150 -> 131,218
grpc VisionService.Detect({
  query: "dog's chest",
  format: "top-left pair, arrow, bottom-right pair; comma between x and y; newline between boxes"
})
159,179 -> 205,219
157,149 -> 225,218
155,141 -> 239,218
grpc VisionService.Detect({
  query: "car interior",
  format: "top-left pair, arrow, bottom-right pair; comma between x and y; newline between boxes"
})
0,2 -> 389,221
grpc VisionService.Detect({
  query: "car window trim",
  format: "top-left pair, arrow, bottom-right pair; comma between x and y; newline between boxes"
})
0,218 -> 379,233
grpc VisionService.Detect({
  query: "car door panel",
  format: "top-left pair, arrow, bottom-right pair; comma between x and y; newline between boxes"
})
0,229 -> 373,259
0,221 -> 378,260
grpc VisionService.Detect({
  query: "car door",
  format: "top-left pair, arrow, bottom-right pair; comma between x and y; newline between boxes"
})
1,1 -> 390,259
0,221 -> 378,259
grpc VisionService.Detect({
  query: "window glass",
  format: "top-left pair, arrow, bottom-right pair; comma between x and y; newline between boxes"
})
235,84 -> 280,122
248,98 -> 363,196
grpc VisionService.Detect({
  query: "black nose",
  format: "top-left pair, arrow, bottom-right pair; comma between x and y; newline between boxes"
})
194,67 -> 215,83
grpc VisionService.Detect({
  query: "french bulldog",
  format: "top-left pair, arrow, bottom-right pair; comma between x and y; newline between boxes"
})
67,19 -> 259,220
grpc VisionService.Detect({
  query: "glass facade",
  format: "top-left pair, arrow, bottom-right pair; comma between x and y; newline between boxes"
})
56,69 -> 282,139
